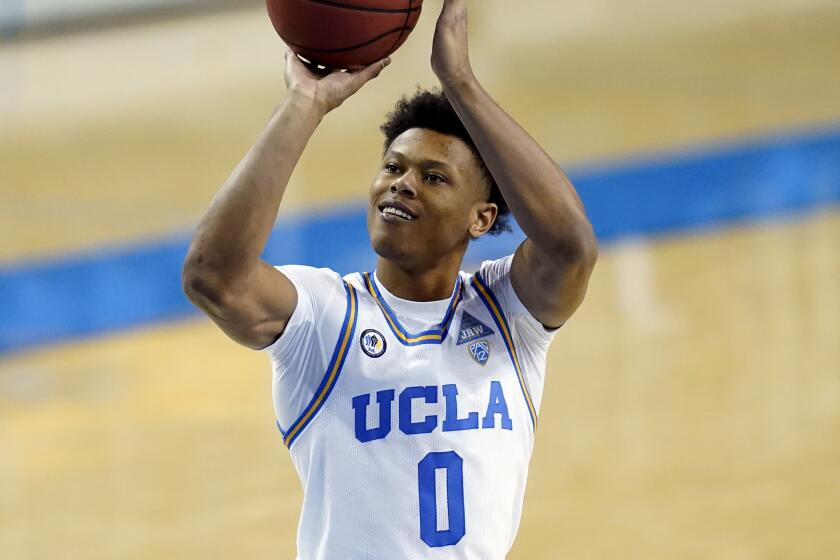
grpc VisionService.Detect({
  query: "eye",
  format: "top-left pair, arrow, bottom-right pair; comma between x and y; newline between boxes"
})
384,163 -> 400,174
425,173 -> 447,184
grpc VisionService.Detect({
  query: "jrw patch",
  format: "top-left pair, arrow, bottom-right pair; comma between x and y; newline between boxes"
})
457,311 -> 495,345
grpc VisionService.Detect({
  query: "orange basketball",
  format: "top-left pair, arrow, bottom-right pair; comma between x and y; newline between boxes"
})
266,0 -> 424,70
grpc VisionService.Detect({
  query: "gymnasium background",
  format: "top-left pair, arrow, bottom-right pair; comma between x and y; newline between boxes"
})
2,0 -> 839,557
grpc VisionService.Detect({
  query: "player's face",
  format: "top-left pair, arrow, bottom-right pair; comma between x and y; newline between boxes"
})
368,128 -> 497,269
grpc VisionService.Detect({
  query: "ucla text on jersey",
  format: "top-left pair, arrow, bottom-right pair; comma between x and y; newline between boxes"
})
352,380 -> 514,442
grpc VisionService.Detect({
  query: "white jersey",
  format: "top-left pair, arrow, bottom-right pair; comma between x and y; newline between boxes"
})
265,255 -> 557,559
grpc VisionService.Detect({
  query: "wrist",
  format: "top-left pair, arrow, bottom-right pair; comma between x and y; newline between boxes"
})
438,70 -> 480,97
286,85 -> 328,120
437,66 -> 478,91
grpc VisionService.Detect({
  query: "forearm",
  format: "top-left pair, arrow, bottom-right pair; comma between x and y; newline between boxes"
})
442,77 -> 595,259
185,88 -> 324,289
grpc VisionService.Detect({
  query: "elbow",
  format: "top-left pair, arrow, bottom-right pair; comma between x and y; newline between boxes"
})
182,265 -> 212,308
579,227 -> 599,268
182,253 -> 230,311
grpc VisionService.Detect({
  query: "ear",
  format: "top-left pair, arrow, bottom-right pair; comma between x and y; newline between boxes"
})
468,201 -> 499,239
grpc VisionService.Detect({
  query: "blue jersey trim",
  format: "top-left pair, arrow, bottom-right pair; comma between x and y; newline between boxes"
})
361,272 -> 463,346
283,282 -> 359,448
471,272 -> 538,431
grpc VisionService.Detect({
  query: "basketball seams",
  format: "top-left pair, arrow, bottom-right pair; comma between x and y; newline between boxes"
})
270,0 -> 421,66
286,27 -> 413,53
306,0 -> 420,14
383,0 -> 414,62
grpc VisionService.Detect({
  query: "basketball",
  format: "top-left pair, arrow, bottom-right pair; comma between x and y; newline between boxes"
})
266,0 -> 423,70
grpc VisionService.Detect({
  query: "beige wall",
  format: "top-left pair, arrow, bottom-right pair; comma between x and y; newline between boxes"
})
0,0 -> 242,32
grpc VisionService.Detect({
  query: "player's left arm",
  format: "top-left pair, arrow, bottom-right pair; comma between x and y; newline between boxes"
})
432,0 -> 598,328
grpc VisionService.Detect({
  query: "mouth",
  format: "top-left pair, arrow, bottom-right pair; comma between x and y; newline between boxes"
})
377,200 -> 418,222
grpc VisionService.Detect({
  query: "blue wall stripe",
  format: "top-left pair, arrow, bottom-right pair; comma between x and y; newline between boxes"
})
2,126 -> 839,355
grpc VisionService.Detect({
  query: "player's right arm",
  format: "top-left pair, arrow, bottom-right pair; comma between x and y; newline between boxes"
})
183,51 -> 391,350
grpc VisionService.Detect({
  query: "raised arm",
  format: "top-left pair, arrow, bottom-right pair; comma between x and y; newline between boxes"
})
183,51 -> 391,350
432,0 -> 598,328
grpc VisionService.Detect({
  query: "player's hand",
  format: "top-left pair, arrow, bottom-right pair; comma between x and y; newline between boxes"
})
431,0 -> 475,85
284,50 -> 391,115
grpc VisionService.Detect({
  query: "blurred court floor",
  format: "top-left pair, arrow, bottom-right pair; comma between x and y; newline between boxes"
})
1,0 -> 839,558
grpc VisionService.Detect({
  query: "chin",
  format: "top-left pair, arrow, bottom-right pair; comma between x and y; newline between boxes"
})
367,214 -> 401,255
370,231 -> 409,263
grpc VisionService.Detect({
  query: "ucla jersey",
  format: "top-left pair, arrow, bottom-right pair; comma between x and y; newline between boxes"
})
267,257 -> 555,559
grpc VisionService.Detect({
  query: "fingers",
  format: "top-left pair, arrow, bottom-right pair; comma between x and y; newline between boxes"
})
284,49 -> 306,72
350,57 -> 392,86
284,49 -> 299,66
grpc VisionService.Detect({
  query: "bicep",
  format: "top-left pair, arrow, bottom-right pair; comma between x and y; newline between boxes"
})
202,261 -> 299,350
510,239 -> 596,329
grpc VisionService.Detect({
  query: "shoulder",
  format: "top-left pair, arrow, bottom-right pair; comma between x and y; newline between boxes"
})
467,255 -> 518,311
472,254 -> 515,290
275,264 -> 344,292
276,264 -> 356,308
468,255 -> 559,339
266,268 -> 359,432
262,266 -> 352,356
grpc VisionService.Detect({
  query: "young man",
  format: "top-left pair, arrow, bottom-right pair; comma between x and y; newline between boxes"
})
183,0 -> 597,557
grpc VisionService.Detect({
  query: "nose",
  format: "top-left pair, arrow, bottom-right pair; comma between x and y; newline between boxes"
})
390,172 -> 418,198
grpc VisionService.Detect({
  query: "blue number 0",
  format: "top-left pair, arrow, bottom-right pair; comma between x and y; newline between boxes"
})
418,451 -> 466,547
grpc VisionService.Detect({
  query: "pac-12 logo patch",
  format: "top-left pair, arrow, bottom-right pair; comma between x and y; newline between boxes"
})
360,329 -> 387,358
468,340 -> 491,366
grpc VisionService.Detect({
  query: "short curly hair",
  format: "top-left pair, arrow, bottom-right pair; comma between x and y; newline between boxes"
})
379,89 -> 511,235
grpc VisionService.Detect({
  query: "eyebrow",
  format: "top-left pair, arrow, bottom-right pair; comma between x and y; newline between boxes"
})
385,150 -> 455,173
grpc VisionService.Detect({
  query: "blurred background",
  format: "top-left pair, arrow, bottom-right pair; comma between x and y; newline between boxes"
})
1,0 -> 839,558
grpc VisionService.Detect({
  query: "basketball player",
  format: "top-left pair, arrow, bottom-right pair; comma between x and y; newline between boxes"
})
183,0 -> 597,557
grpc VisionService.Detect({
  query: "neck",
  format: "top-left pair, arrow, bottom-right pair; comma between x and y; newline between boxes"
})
375,251 -> 465,302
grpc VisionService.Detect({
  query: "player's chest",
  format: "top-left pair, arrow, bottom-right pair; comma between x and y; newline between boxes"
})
337,300 -> 524,444
348,299 -> 507,381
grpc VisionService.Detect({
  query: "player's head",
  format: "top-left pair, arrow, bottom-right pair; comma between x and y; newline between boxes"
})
368,89 -> 511,269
